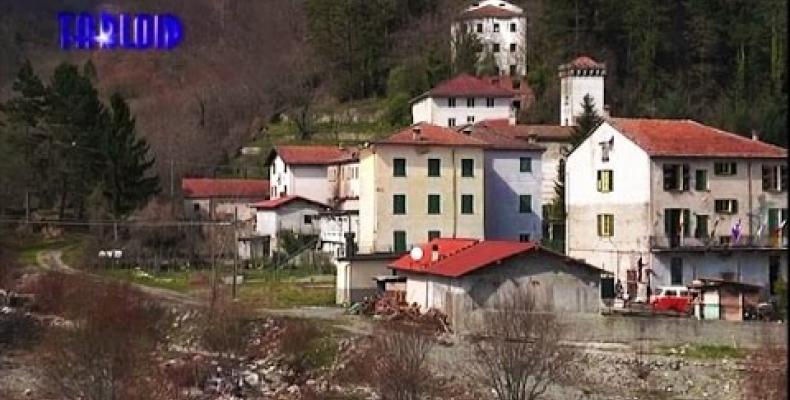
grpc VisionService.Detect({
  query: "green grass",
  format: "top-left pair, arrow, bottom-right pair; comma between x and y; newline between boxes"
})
6,233 -> 87,267
659,344 -> 744,359
238,280 -> 335,309
95,268 -> 193,292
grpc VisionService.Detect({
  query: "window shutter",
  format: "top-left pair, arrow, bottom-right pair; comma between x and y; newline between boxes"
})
608,171 -> 613,192
597,215 -> 602,236
682,165 -> 690,191
683,209 -> 691,237
782,166 -> 788,191
597,171 -> 602,191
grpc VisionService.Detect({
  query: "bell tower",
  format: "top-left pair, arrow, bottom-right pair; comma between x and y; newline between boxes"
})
559,56 -> 606,126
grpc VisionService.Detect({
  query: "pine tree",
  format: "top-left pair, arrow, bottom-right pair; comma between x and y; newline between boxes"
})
100,93 -> 161,218
451,24 -> 481,76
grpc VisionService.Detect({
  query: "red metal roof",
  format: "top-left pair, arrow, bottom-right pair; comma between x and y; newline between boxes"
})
250,195 -> 327,210
181,178 -> 269,199
458,5 -> 522,19
610,118 -> 787,158
376,123 -> 489,147
428,74 -> 516,98
271,145 -> 358,165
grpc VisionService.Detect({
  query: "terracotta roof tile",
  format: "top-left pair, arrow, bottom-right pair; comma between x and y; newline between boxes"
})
472,120 -> 574,141
181,178 -> 269,199
610,118 -> 787,158
428,74 -> 516,98
456,126 -> 545,150
271,145 -> 358,165
250,195 -> 327,210
561,56 -> 606,70
458,5 -> 522,19
376,123 -> 489,147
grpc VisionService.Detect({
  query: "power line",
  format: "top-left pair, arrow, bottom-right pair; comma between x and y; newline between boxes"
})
0,218 -> 233,227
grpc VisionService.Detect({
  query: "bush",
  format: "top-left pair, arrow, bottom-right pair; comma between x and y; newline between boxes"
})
279,319 -> 338,382
200,294 -> 253,355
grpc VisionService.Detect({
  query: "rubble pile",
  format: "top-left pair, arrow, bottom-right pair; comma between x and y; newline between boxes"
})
348,295 -> 452,334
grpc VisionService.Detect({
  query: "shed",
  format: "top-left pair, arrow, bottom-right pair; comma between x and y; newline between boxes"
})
335,252 -> 404,305
691,278 -> 762,321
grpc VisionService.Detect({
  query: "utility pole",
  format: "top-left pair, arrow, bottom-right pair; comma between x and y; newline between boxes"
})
232,207 -> 238,300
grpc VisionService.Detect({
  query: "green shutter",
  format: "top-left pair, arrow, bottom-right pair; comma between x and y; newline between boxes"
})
428,159 -> 440,177
520,157 -> 531,172
393,194 -> 406,214
428,194 -> 440,214
461,195 -> 473,214
519,195 -> 532,213
462,159 -> 474,177
393,231 -> 407,252
394,158 -> 406,177
695,170 -> 707,191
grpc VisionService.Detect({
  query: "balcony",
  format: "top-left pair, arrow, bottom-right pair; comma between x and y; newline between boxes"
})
650,235 -> 788,251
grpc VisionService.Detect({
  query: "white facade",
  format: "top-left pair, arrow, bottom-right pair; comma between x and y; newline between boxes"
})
559,61 -> 606,126
411,96 -> 514,127
452,0 -> 527,76
327,161 -> 361,210
318,212 -> 360,259
253,200 -> 323,256
269,155 -> 332,205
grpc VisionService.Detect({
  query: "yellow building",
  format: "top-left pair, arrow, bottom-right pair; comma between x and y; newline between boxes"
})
358,123 -> 486,253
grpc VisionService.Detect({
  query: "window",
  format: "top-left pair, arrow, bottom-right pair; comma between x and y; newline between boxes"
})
663,164 -> 690,191
509,65 -> 517,76
519,195 -> 532,213
762,165 -> 788,192
492,43 -> 500,53
428,230 -> 441,241
520,157 -> 532,172
714,199 -> 738,214
467,115 -> 475,124
303,215 -> 313,224
448,118 -> 456,127
510,43 -> 517,52
393,158 -> 406,177
597,214 -> 614,237
519,233 -> 530,242
461,159 -> 474,177
493,23 -> 500,32
664,209 -> 691,241
467,98 -> 475,107
461,194 -> 474,214
193,203 -> 201,214
393,194 -> 406,215
714,162 -> 737,176
486,98 -> 495,107
476,23 -> 483,33
597,170 -> 613,192
510,23 -> 517,32
512,80 -> 521,90
428,158 -> 441,177
448,97 -> 456,107
768,208 -> 788,239
393,231 -> 407,252
695,169 -> 708,191
695,215 -> 709,239
428,194 -> 441,215
670,257 -> 683,285
769,256 -> 780,296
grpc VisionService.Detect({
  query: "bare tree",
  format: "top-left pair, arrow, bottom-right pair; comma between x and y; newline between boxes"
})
469,290 -> 575,400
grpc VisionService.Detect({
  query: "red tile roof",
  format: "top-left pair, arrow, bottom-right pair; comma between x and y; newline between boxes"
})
609,118 -> 787,158
250,195 -> 327,210
427,74 -> 516,98
458,5 -> 522,19
390,238 -> 600,278
270,145 -> 358,165
472,119 -> 574,141
376,122 -> 489,147
182,178 -> 269,199
561,56 -> 605,70
457,126 -> 545,151
482,75 -> 535,103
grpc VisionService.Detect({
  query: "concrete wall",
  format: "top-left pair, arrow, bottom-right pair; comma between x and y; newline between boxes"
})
560,73 -> 605,127
254,201 -> 322,256
291,165 -> 331,205
413,97 -> 514,127
327,161 -> 360,204
184,198 -> 258,221
651,251 -> 788,291
484,149 -> 543,240
539,140 -> 567,206
358,144 -> 486,253
269,155 -> 292,198
319,213 -> 360,259
566,122 -> 652,280
335,259 -> 394,304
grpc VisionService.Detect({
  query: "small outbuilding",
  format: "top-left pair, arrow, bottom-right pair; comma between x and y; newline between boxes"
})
389,238 -> 604,330
335,252 -> 404,305
691,278 -> 762,321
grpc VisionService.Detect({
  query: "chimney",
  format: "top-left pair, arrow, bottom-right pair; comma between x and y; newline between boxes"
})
751,130 -> 760,141
412,125 -> 422,141
462,126 -> 473,135
603,104 -> 611,118
431,244 -> 439,262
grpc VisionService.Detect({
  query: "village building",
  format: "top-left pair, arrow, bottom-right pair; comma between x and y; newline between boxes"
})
358,123 -> 487,254
266,145 -> 357,205
389,238 -> 603,330
335,252 -> 403,305
181,178 -> 269,221
241,195 -> 327,260
566,117 -> 788,300
559,56 -> 607,126
452,0 -> 527,76
410,74 -> 517,127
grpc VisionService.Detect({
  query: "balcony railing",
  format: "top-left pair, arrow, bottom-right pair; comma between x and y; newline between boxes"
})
650,235 -> 788,250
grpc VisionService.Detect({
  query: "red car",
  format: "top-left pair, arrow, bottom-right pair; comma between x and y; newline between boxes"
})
650,286 -> 692,313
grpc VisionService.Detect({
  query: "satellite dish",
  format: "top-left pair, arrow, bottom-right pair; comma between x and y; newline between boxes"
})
410,247 -> 424,261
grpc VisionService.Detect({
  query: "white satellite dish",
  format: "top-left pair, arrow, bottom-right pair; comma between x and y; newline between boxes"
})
410,247 -> 424,261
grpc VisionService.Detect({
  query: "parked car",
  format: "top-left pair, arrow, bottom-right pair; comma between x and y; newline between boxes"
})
650,286 -> 692,313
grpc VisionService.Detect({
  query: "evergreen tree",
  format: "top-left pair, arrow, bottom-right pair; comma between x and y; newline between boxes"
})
477,49 -> 499,76
100,93 -> 161,218
451,24 -> 481,76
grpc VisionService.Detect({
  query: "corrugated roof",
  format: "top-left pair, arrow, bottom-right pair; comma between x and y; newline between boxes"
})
610,118 -> 787,158
428,74 -> 516,98
391,238 -> 603,278
270,145 -> 359,165
375,122 -> 489,147
458,5 -> 522,19
250,195 -> 327,210
182,178 -> 269,199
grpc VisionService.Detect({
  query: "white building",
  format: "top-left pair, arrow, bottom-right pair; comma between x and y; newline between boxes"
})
411,74 -> 516,127
182,178 -> 269,221
266,145 -> 357,205
559,56 -> 606,127
566,118 -> 788,300
452,0 -> 527,76
246,196 -> 327,258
